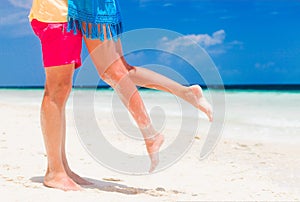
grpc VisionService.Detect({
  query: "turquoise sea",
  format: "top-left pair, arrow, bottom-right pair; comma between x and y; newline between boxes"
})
0,86 -> 299,145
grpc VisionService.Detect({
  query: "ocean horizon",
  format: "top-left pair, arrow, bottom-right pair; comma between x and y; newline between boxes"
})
1,84 -> 300,92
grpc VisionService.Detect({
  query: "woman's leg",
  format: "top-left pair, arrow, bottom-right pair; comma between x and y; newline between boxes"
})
116,43 -> 213,121
128,65 -> 213,121
83,32 -> 164,173
41,64 -> 82,191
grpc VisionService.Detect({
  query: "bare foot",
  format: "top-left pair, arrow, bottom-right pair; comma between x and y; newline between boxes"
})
44,172 -> 82,191
145,134 -> 164,173
62,159 -> 93,185
67,171 -> 93,186
187,85 -> 213,122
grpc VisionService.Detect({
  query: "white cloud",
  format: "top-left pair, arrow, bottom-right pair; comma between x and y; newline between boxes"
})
0,1 -> 32,37
0,11 -> 28,26
270,11 -> 279,15
158,30 -> 243,57
1,0 -> 31,26
8,0 -> 32,9
125,51 -> 146,65
138,0 -> 151,7
219,16 -> 235,20
163,3 -> 174,7
138,0 -> 174,8
159,30 -> 226,52
255,62 -> 275,70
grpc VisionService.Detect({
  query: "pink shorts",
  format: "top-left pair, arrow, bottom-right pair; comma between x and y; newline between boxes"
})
31,19 -> 82,68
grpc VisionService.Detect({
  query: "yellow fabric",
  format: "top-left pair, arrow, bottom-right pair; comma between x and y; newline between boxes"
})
29,0 -> 68,22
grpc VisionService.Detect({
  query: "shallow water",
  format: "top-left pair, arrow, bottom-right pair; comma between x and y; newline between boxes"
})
1,88 -> 299,144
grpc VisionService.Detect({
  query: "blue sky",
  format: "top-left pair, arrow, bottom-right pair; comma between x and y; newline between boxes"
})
0,0 -> 300,86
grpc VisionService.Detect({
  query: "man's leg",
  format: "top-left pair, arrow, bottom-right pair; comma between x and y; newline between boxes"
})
41,64 -> 81,191
61,114 -> 92,185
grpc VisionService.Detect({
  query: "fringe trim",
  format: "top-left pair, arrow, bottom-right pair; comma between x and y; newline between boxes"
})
67,17 -> 123,42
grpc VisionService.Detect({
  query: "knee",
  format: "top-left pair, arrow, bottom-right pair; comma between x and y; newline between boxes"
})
121,57 -> 135,71
128,67 -> 137,79
101,62 -> 129,88
44,81 -> 72,107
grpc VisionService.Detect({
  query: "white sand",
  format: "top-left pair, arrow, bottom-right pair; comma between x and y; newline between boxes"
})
0,89 -> 299,201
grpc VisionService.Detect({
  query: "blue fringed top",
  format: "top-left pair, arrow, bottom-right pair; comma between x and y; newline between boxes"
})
67,0 -> 123,41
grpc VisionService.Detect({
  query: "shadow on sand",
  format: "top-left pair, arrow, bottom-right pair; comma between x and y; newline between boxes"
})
30,176 -> 172,196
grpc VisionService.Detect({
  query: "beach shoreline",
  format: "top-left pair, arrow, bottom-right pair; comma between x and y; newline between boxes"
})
0,89 -> 299,201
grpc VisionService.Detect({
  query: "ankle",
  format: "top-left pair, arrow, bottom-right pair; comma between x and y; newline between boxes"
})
45,172 -> 62,183
182,86 -> 193,97
46,166 -> 66,176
